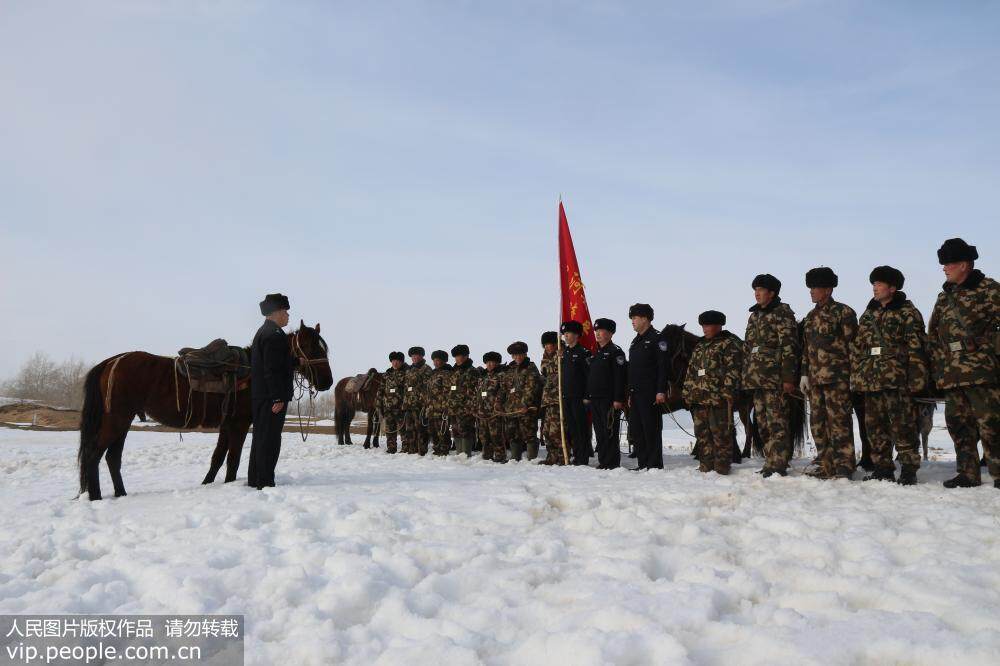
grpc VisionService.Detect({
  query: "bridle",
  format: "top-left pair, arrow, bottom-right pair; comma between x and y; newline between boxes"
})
290,329 -> 331,441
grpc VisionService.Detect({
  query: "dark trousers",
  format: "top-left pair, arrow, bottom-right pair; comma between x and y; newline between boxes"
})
630,391 -> 663,469
590,399 -> 621,469
563,397 -> 590,465
248,400 -> 286,488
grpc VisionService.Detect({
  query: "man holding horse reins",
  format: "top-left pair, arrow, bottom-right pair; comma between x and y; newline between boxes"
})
248,293 -> 308,490
377,352 -> 408,454
402,346 -> 432,455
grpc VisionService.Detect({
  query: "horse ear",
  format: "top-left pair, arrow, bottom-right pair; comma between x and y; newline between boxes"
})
315,322 -> 321,334
681,323 -> 686,330
300,318 -> 305,329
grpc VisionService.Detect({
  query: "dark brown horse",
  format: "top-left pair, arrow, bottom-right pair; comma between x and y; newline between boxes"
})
333,369 -> 382,447
77,321 -> 333,501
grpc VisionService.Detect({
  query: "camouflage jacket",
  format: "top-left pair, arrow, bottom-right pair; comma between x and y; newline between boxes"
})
446,359 -> 481,417
928,270 -> 1000,389
682,331 -> 744,407
503,358 -> 542,414
402,359 -> 432,411
474,367 -> 507,419
377,365 -> 408,413
742,297 -> 800,390
801,299 -> 858,386
851,292 -> 930,393
424,364 -> 453,416
540,350 -> 559,407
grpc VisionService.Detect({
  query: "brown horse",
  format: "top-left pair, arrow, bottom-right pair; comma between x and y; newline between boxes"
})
333,369 -> 382,447
77,321 -> 333,501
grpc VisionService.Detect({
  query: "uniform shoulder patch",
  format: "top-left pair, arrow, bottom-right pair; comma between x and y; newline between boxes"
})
658,341 -> 668,351
616,356 -> 626,365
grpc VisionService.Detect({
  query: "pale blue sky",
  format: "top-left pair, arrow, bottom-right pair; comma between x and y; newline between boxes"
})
1,1 -> 997,379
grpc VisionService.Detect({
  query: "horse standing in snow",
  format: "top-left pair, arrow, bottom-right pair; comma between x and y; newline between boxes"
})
333,369 -> 382,447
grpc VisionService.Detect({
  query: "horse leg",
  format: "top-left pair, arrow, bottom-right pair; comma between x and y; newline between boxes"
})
89,414 -> 131,500
203,428 -> 229,484
224,420 -> 251,482
739,403 -> 753,458
105,421 -> 132,498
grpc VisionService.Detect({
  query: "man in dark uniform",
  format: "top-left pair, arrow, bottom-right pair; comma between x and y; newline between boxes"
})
248,293 -> 303,490
627,303 -> 670,470
560,320 -> 592,465
587,318 -> 628,469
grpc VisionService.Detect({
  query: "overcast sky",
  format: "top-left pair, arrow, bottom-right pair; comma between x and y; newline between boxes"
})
2,0 -> 997,380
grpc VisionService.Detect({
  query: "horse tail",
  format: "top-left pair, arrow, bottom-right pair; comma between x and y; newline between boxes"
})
78,358 -> 112,495
790,394 -> 807,458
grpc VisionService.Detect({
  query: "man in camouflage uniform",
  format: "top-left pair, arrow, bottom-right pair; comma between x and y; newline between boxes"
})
539,332 -> 568,465
851,266 -> 930,484
426,350 -> 453,456
377,351 -> 407,454
475,352 -> 508,462
800,267 -> 859,479
448,344 -> 479,458
503,341 -> 543,461
683,310 -> 744,475
928,238 -> 1000,489
743,274 -> 800,477
401,346 -> 432,455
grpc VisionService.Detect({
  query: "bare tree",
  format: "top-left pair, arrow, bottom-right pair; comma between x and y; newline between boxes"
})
2,352 -> 90,409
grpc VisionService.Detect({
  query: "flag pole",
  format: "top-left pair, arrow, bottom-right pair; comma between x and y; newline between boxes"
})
556,198 -> 569,465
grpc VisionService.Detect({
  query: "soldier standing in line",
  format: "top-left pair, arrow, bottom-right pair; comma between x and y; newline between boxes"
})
559,321 -> 592,466
742,274 -> 800,477
682,310 -> 743,475
851,266 -> 930,484
586,318 -> 627,469
626,303 -> 670,470
448,344 -> 479,458
476,352 -> 508,462
800,267 -> 859,480
426,350 -> 453,456
401,346 -> 432,455
503,342 -> 543,461
539,332 -> 567,464
376,351 -> 408,454
928,238 -> 1000,489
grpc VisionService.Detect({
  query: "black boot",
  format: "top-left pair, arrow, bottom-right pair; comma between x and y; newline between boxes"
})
897,464 -> 918,486
994,479 -> 1000,489
943,475 -> 980,489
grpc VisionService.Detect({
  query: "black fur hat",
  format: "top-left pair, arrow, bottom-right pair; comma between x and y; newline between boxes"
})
698,310 -> 726,326
388,351 -> 405,362
259,293 -> 290,316
451,344 -> 470,358
407,346 -> 425,357
430,350 -> 448,362
937,238 -> 978,265
752,274 -> 781,294
869,265 -> 905,289
594,318 -> 616,333
541,331 -> 558,346
507,341 -> 528,355
628,303 -> 654,320
805,267 -> 838,289
483,351 -> 502,364
560,320 -> 583,335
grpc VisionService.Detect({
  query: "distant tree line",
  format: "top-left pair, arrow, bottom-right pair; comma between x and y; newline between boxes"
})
1,352 -> 89,409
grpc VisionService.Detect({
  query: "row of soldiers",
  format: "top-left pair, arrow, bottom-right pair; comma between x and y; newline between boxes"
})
373,237 -> 998,488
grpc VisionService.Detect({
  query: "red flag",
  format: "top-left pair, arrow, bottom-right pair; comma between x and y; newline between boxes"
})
558,201 -> 597,352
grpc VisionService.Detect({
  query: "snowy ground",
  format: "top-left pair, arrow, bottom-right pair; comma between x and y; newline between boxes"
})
1,417 -> 999,665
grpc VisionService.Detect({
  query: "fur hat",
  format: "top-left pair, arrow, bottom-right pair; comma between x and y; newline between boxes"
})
430,350 -> 448,362
560,320 -> 583,335
752,274 -> 781,294
507,341 -> 528,355
805,267 -> 838,289
388,351 -> 405,362
594,318 -> 616,333
259,293 -> 290,316
628,303 -> 654,320
483,351 -> 502,364
698,310 -> 726,326
937,238 -> 978,265
541,331 -> 558,346
407,346 -> 425,357
451,344 -> 470,358
869,265 -> 905,289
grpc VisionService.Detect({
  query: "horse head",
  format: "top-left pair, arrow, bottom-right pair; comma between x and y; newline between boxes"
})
292,320 -> 334,391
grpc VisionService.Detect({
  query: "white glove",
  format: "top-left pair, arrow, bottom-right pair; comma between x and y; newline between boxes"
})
799,375 -> 810,393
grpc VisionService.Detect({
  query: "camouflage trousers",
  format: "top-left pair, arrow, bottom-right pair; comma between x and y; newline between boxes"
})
692,404 -> 733,474
945,385 -> 1000,482
477,417 -> 507,462
427,414 -> 452,456
380,410 -> 403,453
863,389 -> 920,471
450,414 -> 475,457
541,405 -> 568,464
402,410 -> 429,455
752,389 -> 791,472
506,413 -> 539,461
807,381 -> 856,474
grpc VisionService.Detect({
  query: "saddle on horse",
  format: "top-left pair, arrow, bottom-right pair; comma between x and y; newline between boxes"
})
344,373 -> 373,394
176,339 -> 250,394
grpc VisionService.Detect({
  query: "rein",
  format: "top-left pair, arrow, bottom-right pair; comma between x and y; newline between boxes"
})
290,330 -> 331,442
